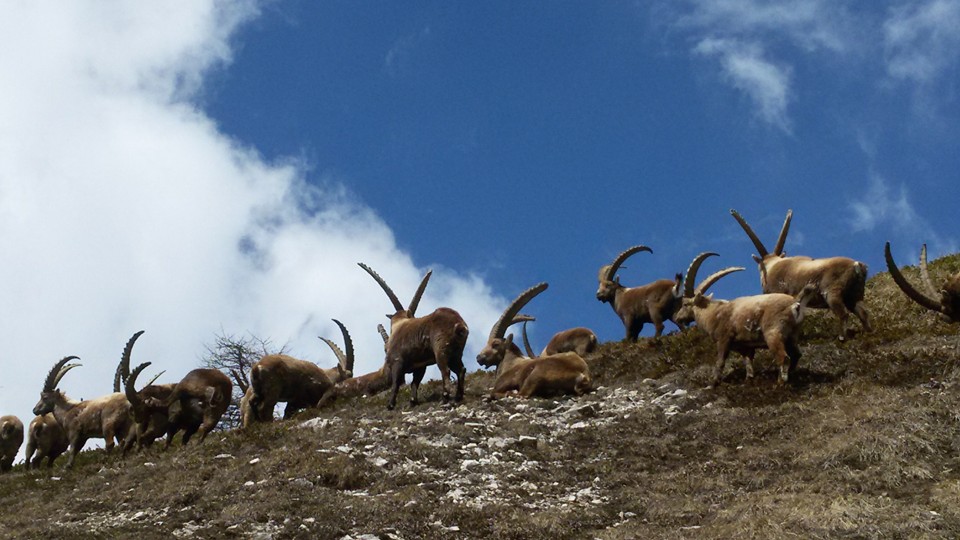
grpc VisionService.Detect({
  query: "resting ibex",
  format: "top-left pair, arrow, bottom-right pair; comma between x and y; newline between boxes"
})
518,320 -> 598,357
596,245 -> 685,339
731,209 -> 871,339
0,415 -> 24,472
885,242 -> 960,323
478,283 -> 591,398
32,356 -> 133,468
241,319 -> 353,426
676,259 -> 818,386
163,368 -> 233,444
359,263 -> 469,409
316,324 -> 392,408
24,414 -> 68,469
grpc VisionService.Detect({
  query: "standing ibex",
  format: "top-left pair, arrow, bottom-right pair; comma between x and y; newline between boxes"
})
885,242 -> 960,323
676,258 -> 818,386
596,245 -> 685,340
161,368 -> 233,445
0,415 -> 24,472
731,209 -> 871,339
241,319 -> 353,427
478,283 -> 591,398
32,356 -> 134,468
24,414 -> 68,469
359,263 -> 469,410
518,320 -> 598,357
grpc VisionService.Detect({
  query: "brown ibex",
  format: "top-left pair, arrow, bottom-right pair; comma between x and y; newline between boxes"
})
316,324 -> 392,408
241,319 -> 353,427
518,320 -> 598,357
24,414 -> 68,469
0,415 -> 24,472
32,356 -> 134,468
676,259 -> 817,386
359,263 -> 469,409
885,242 -> 960,323
478,283 -> 591,398
162,368 -> 233,444
596,245 -> 685,340
731,209 -> 871,339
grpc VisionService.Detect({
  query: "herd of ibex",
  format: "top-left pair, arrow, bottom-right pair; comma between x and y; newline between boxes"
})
0,209 -> 956,471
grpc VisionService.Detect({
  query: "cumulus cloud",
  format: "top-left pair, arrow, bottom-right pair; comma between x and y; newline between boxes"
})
0,2 -> 504,456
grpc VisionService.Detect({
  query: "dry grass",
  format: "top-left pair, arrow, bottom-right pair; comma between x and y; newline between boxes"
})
2,254 -> 960,539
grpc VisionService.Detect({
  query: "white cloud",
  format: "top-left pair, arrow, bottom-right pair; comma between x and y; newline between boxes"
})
884,0 -> 960,83
694,38 -> 792,132
0,2 -> 504,459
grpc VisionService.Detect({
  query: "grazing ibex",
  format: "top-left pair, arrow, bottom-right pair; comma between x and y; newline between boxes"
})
241,319 -> 353,427
518,320 -> 598,357
316,324 -> 393,409
596,245 -> 685,339
0,415 -> 24,472
478,283 -> 591,399
163,368 -> 233,444
32,356 -> 133,468
676,259 -> 818,386
359,263 -> 469,409
731,209 -> 871,339
24,414 -> 68,469
885,242 -> 960,323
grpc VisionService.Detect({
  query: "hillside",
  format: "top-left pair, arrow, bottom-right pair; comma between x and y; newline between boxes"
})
2,256 -> 960,539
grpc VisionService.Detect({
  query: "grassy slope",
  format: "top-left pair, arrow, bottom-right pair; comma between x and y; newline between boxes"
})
2,256 -> 960,539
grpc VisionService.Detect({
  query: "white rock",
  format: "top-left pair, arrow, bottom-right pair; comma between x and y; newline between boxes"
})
213,454 -> 234,460
249,458 -> 260,465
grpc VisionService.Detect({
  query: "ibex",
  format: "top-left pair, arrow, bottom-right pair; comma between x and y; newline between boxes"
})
241,319 -> 353,427
478,283 -> 591,398
24,414 -> 68,469
359,263 -> 469,409
731,209 -> 871,339
596,245 -> 685,339
885,242 -> 960,323
32,356 -> 134,468
0,415 -> 24,473
163,368 -> 233,444
676,259 -> 818,386
518,320 -> 598,357
316,324 -> 392,408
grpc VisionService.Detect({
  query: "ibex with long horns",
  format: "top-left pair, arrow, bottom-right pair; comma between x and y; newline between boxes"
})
359,264 -> 469,410
0,415 -> 24,473
24,414 -> 68,469
316,324 -> 393,408
885,242 -> 960,323
32,356 -> 133,468
241,319 -> 354,426
596,245 -> 685,340
731,209 -> 871,340
675,255 -> 817,386
478,283 -> 591,398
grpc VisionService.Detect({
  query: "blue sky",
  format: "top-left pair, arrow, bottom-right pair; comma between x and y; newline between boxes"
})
1,1 -> 958,454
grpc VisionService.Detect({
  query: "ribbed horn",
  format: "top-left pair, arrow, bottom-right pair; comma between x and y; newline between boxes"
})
358,263 -> 404,313
730,209 -> 769,257
772,210 -> 792,256
695,267 -> 746,296
43,356 -> 81,392
115,330 -> 145,393
319,334 -> 349,374
600,245 -> 652,283
407,270 -> 432,316
919,244 -> 939,298
885,242 -> 943,313
377,324 -> 389,344
489,283 -> 549,342
683,252 -> 719,297
520,320 -> 535,358
331,318 -> 354,373
125,362 -> 152,411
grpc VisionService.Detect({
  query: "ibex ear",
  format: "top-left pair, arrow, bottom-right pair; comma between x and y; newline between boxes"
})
504,334 -> 515,347
751,254 -> 763,264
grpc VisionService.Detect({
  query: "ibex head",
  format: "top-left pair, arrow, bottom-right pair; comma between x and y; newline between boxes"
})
674,252 -> 744,325
596,245 -> 652,302
477,283 -> 548,368
33,356 -> 81,416
731,209 -> 792,282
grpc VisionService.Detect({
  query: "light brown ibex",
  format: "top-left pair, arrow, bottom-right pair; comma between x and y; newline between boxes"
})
731,209 -> 871,339
885,242 -> 960,323
676,259 -> 817,386
0,415 -> 24,472
241,319 -> 353,427
316,324 -> 393,408
32,356 -> 133,468
596,245 -> 685,340
359,263 -> 469,410
518,320 -> 598,357
24,414 -> 68,469
478,283 -> 591,399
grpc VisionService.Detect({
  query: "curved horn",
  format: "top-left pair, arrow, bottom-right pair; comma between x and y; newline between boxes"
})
601,245 -> 653,283
919,244 -> 939,298
331,318 -> 354,373
683,252 -> 719,297
696,267 -> 746,295
489,283 -> 549,342
115,330 -> 145,393
509,315 -> 537,357
772,210 -> 792,256
407,270 -> 433,316
124,362 -> 152,411
377,324 -> 389,344
43,356 -> 80,392
730,209 -> 769,257
885,242 -> 943,313
319,335 -> 349,374
144,370 -> 165,387
358,263 -> 404,313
